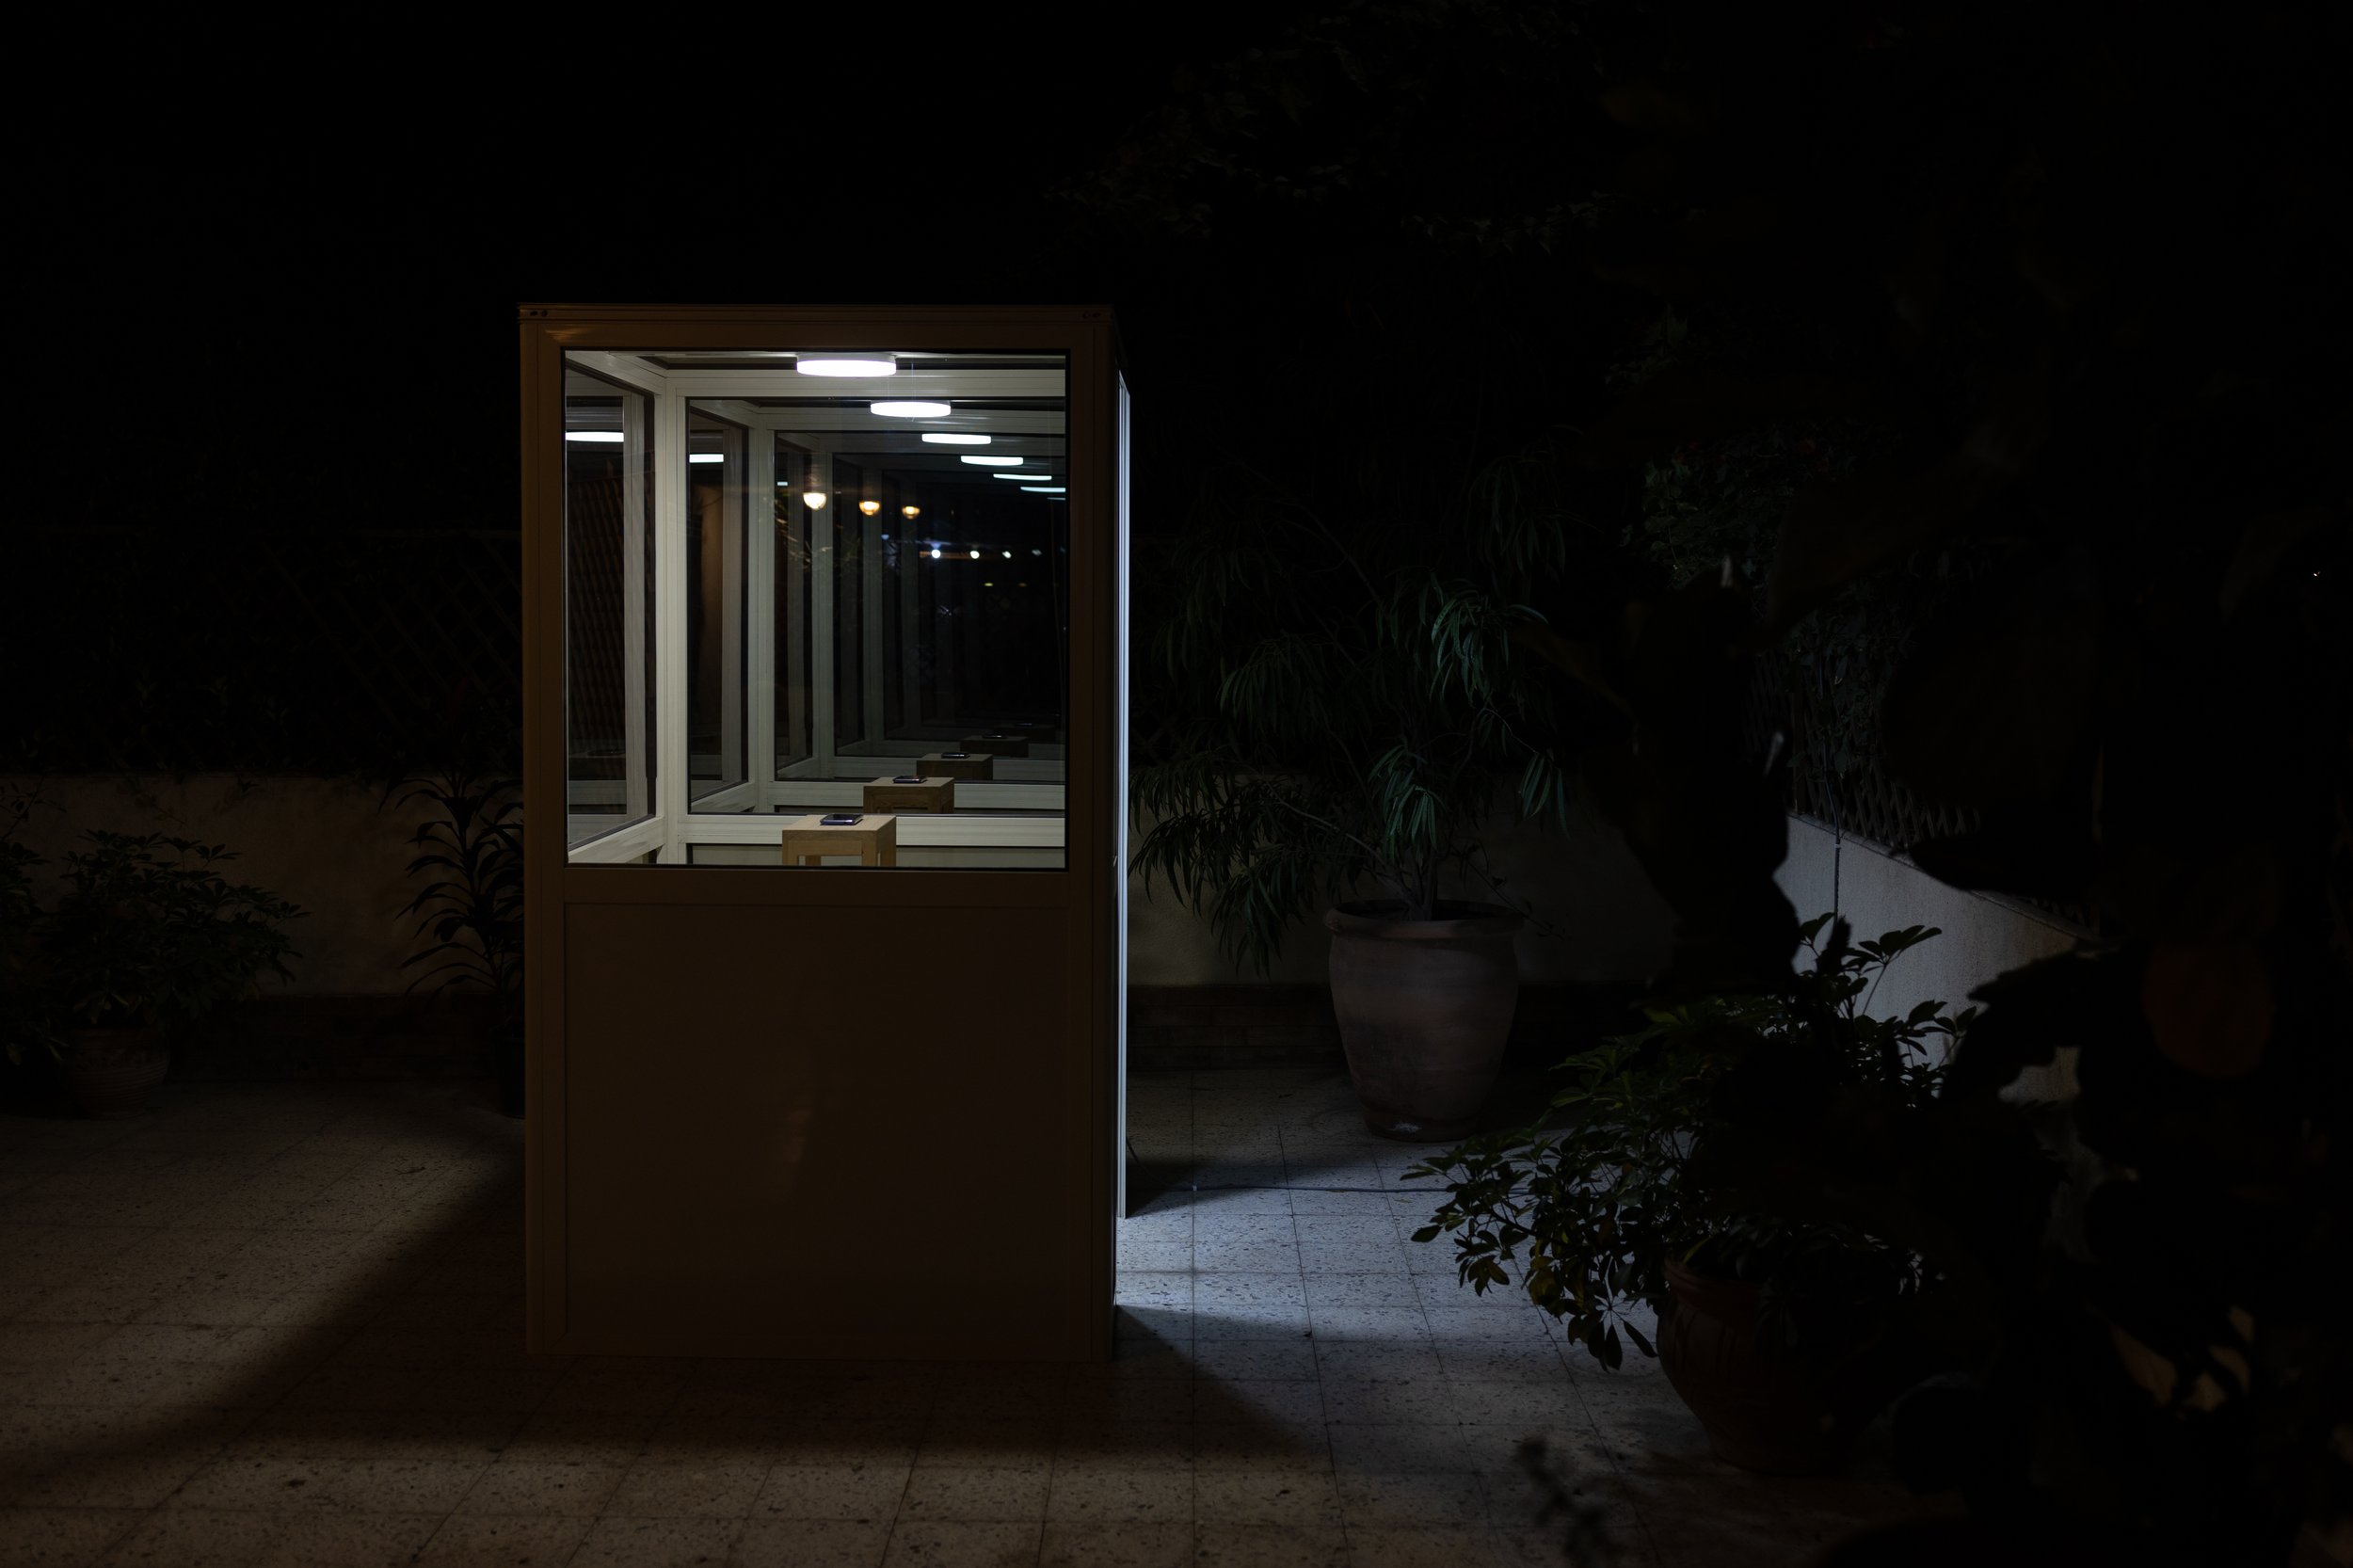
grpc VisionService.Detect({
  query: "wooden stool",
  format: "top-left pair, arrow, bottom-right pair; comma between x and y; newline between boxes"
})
920,752 -> 995,781
863,776 -> 955,813
961,733 -> 1032,758
779,813 -> 897,867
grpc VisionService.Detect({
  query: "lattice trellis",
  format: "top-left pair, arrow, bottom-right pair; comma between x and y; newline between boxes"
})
1746,649 -> 1979,851
1745,651 -> 2095,931
9,526 -> 521,776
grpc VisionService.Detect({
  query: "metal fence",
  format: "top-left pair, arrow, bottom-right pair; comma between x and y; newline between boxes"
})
8,527 -> 520,777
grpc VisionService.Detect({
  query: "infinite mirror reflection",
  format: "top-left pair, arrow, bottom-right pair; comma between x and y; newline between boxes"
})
562,350 -> 1068,870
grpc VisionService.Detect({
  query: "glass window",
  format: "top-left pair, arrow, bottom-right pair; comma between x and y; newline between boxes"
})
562,348 -> 1070,870
563,368 -> 655,850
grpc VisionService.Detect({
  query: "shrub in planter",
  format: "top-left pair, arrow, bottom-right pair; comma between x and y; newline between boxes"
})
1407,916 -> 1970,1472
33,831 -> 303,1116
388,768 -> 522,1113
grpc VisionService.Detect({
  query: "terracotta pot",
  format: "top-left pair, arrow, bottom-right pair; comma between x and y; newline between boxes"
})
1324,900 -> 1523,1142
1657,1258 -> 1887,1475
61,1027 -> 171,1119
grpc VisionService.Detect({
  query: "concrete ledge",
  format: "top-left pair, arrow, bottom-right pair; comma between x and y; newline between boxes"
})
171,994 -> 504,1080
1128,983 -> 1643,1070
84,985 -> 1653,1081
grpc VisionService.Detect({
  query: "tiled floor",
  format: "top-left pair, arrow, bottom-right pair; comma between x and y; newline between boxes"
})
0,1069 -> 1951,1568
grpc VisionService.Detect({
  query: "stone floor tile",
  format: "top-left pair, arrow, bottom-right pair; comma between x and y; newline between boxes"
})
1193,1274 -> 1306,1310
1344,1524 -> 1503,1568
731,1516 -> 890,1568
1192,1469 -> 1342,1526
1192,1521 -> 1352,1568
899,1464 -> 1050,1521
1042,1466 -> 1191,1523
568,1514 -> 740,1568
604,1458 -> 770,1518
0,1505 -> 145,1567
165,1455 -> 488,1513
1301,1273 -> 1422,1309
1326,1424 -> 1476,1475
452,1458 -> 624,1516
1303,1306 -> 1429,1344
1190,1339 -> 1320,1383
1052,1422 -> 1194,1472
1334,1469 -> 1494,1528
878,1520 -> 1043,1568
410,1513 -> 595,1568
750,1462 -> 910,1522
1039,1520 -> 1193,1568
1191,1424 -> 1331,1475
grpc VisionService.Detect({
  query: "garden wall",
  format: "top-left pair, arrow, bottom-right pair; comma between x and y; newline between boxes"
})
12,776 -> 2083,1085
1775,814 -> 2086,1097
8,773 -> 1680,1077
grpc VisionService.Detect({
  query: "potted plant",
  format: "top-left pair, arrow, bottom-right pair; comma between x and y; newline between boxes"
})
1130,447 -> 1592,1141
1407,916 -> 1972,1471
388,767 -> 522,1115
30,830 -> 303,1117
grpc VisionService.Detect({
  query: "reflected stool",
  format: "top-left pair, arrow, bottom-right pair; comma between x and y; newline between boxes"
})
780,813 -> 897,867
864,776 -> 955,813
920,752 -> 996,781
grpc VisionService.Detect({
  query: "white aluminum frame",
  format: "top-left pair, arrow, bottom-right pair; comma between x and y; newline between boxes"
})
561,349 -> 1075,867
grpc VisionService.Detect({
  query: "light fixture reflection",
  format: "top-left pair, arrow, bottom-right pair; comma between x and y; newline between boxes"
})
959,456 -> 1023,466
930,547 -> 942,558
565,431 -> 623,443
1020,486 -> 1066,493
989,472 -> 1052,481
797,354 -> 897,376
870,400 -> 949,417
802,490 -> 827,510
689,454 -> 724,464
902,504 -> 921,520
858,500 -> 882,516
920,433 -> 991,445
969,550 -> 982,559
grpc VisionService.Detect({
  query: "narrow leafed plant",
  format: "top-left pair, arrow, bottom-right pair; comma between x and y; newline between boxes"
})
388,769 -> 522,1015
1130,440 -> 1599,972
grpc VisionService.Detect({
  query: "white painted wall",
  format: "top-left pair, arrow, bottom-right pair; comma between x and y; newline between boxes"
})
6,774 -> 1683,998
1776,814 -> 2086,1096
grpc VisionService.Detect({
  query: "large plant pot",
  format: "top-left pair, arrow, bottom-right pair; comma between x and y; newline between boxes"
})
1657,1258 -> 1888,1475
61,1027 -> 171,1119
1324,900 -> 1523,1142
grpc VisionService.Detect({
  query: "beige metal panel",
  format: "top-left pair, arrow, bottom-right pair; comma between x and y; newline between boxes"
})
524,304 -> 1120,1364
558,899 -> 1091,1359
519,316 -> 570,1352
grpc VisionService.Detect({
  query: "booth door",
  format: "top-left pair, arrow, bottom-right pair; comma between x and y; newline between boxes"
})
520,309 -> 1124,1360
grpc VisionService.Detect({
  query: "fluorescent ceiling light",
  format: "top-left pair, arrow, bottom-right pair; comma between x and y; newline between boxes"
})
1020,486 -> 1066,494
870,400 -> 949,417
921,433 -> 991,446
565,431 -> 623,443
960,456 -> 1024,466
797,354 -> 897,376
689,454 -> 724,464
990,472 -> 1052,481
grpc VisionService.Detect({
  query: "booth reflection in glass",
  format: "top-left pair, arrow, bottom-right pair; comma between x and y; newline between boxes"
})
562,349 -> 1069,870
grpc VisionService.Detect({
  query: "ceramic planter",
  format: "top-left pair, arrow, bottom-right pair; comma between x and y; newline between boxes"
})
1324,900 -> 1523,1141
1657,1258 -> 1890,1475
61,1027 -> 171,1119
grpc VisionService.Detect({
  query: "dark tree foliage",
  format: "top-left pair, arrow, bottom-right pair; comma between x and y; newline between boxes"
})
1080,0 -> 2349,1560
1541,4 -> 2349,1562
